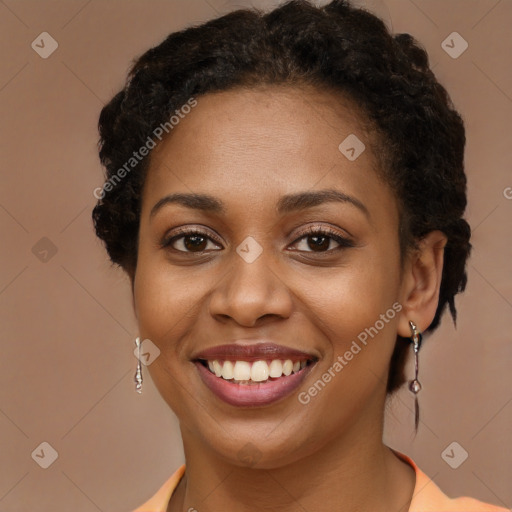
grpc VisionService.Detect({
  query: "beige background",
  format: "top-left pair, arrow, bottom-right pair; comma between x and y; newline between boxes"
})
0,0 -> 511,511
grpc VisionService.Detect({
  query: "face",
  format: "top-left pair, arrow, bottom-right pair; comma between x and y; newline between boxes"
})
133,85 -> 406,468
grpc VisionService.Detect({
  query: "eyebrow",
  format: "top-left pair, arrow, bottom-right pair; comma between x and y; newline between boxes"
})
149,189 -> 369,219
277,189 -> 369,218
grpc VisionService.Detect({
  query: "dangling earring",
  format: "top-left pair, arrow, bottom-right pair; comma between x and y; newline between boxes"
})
408,320 -> 422,430
134,337 -> 143,394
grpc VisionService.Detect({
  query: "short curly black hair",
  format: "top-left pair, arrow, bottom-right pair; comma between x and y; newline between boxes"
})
93,0 -> 471,394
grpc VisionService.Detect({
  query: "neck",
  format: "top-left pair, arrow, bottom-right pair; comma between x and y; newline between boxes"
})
169,396 -> 415,512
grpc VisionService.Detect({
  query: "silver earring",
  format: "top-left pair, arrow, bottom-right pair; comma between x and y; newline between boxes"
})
134,337 -> 143,394
408,320 -> 422,430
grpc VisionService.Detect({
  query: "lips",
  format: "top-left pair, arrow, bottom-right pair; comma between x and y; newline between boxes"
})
192,342 -> 318,407
192,342 -> 317,362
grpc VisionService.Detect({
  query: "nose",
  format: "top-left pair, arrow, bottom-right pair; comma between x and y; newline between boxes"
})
208,248 -> 293,327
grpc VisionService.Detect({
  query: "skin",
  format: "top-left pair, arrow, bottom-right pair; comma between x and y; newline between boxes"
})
132,85 -> 447,512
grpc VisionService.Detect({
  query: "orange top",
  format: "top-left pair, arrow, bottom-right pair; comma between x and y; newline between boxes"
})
132,452 -> 508,512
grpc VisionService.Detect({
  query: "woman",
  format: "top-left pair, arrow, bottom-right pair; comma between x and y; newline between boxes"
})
92,1 -> 508,511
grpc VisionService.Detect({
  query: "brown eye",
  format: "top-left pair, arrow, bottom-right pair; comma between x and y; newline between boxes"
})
291,227 -> 355,253
182,234 -> 208,252
306,234 -> 331,252
161,228 -> 222,253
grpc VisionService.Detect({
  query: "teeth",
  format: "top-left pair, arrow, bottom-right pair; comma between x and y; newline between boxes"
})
221,360 -> 234,380
233,361 -> 251,381
251,360 -> 269,382
269,359 -> 283,378
282,360 -> 293,376
212,360 -> 222,377
206,358 -> 308,383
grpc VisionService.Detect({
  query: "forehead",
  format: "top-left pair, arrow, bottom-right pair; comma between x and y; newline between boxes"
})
142,85 -> 392,218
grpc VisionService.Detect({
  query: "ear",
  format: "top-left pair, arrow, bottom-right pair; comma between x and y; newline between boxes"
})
397,230 -> 447,337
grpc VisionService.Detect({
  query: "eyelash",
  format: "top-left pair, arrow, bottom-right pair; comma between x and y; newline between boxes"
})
160,225 -> 355,254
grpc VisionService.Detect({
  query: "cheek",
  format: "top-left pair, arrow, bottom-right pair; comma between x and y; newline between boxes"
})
133,256 -> 208,418
134,234 -> 401,344
294,259 -> 402,421
300,251 -> 402,401
134,261 -> 203,342
134,226 -> 191,338
296,251 -> 400,338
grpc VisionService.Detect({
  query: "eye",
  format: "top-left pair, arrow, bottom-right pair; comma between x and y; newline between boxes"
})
161,227 -> 222,253
290,226 -> 354,253
161,225 -> 354,254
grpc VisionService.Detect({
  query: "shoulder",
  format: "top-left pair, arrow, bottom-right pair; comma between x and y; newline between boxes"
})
131,464 -> 185,512
394,451 -> 509,512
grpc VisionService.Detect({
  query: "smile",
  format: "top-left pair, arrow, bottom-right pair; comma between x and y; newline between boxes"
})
201,358 -> 310,383
191,342 -> 318,407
